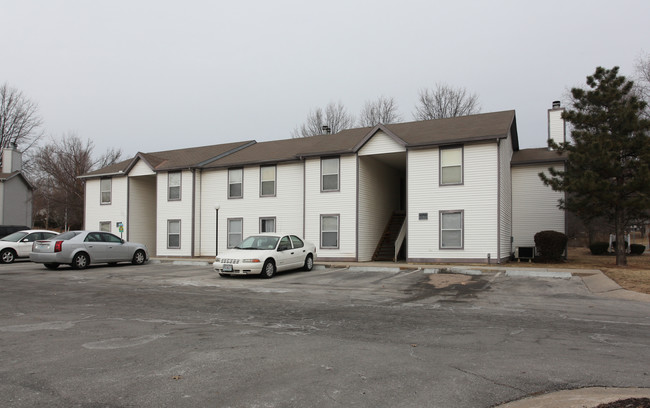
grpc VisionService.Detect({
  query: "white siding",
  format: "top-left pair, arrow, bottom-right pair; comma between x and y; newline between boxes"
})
198,162 -> 304,256
129,159 -> 155,177
128,175 -> 157,254
85,177 -> 128,235
304,155 -> 357,260
358,131 -> 405,156
548,109 -> 565,146
512,163 -> 565,248
499,136 -> 513,260
407,143 -> 499,262
156,170 -> 194,256
358,156 -> 401,261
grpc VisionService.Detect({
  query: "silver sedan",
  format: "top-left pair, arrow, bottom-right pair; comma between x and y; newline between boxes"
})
30,231 -> 149,270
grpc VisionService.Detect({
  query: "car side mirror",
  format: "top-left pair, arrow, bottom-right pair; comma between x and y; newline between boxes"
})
121,239 -> 125,244
22,238 -> 29,242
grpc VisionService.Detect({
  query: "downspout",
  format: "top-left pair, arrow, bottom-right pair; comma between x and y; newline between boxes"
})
191,168 -> 196,257
496,138 -> 501,264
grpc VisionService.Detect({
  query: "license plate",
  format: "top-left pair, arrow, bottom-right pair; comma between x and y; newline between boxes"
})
223,264 -> 233,272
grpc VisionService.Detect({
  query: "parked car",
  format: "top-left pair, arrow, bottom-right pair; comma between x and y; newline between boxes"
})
214,234 -> 316,278
0,229 -> 59,263
30,231 -> 149,270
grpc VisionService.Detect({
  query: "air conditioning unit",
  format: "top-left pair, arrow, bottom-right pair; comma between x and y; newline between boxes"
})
514,246 -> 535,261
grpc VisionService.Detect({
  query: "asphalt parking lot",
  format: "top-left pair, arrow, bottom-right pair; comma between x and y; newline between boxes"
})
1,261 -> 649,407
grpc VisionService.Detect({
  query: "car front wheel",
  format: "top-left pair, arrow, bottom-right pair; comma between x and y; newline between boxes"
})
132,249 -> 146,265
260,260 -> 276,279
1,248 -> 16,264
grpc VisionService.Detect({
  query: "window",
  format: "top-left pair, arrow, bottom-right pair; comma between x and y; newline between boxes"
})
260,217 -> 276,233
101,233 -> 122,243
227,218 -> 243,248
228,168 -> 243,198
321,214 -> 339,248
168,220 -> 181,249
100,178 -> 112,204
260,165 -> 276,197
321,157 -> 339,191
440,146 -> 463,185
440,210 -> 463,249
168,172 -> 181,201
278,235 -> 291,250
99,221 -> 111,232
290,235 -> 304,249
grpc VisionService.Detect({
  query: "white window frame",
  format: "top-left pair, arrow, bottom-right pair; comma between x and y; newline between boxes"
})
228,168 -> 243,199
321,157 -> 340,192
320,214 -> 339,249
440,210 -> 464,249
99,221 -> 111,232
440,146 -> 463,185
168,171 -> 182,201
260,165 -> 276,197
259,217 -> 276,233
100,178 -> 112,205
168,219 -> 181,249
227,218 -> 243,248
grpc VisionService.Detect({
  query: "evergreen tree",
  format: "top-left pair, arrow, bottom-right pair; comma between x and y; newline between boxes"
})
540,66 -> 650,266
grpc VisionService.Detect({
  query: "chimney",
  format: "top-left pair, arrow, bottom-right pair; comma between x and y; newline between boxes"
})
548,101 -> 566,149
1,143 -> 23,173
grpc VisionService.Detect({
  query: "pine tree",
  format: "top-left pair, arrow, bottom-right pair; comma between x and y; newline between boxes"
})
540,66 -> 650,266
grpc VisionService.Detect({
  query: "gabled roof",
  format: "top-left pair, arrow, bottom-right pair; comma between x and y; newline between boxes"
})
511,147 -> 567,166
81,110 -> 521,176
0,171 -> 34,190
80,140 -> 256,178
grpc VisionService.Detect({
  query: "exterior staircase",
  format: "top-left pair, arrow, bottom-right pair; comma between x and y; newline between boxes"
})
372,211 -> 406,261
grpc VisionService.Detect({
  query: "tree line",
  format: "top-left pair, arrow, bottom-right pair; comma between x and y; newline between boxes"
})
291,84 -> 480,138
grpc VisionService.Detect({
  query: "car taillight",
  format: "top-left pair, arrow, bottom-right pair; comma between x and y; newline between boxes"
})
54,241 -> 63,252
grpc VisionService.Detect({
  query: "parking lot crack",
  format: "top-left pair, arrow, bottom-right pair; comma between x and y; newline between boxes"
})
450,366 -> 527,392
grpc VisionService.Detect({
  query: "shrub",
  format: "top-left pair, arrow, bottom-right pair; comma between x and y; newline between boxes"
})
630,244 -> 646,255
589,242 -> 610,255
611,241 -> 628,250
534,230 -> 568,262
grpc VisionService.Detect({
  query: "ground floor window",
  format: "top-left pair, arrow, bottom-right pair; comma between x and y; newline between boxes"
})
228,218 -> 243,248
260,217 -> 276,233
440,210 -> 463,249
99,221 -> 111,232
320,214 -> 339,248
168,220 -> 181,249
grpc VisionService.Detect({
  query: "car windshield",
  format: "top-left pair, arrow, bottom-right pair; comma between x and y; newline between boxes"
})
0,231 -> 28,242
235,236 -> 279,250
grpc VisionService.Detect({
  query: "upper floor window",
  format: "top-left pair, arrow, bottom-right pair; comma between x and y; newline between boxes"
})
228,168 -> 243,199
440,146 -> 463,185
100,178 -> 112,204
260,165 -> 276,197
440,210 -> 463,249
168,171 -> 181,201
321,157 -> 339,192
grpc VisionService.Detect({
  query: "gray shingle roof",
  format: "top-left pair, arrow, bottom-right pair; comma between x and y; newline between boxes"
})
511,147 -> 567,166
81,110 -> 520,177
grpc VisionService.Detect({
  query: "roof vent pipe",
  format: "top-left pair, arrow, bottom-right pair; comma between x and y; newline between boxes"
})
552,100 -> 561,109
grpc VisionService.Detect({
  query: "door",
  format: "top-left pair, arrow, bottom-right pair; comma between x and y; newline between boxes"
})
101,233 -> 131,261
84,232 -> 108,262
15,232 -> 39,257
275,236 -> 296,271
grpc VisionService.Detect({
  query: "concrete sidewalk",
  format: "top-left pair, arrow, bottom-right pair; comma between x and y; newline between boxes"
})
494,387 -> 650,408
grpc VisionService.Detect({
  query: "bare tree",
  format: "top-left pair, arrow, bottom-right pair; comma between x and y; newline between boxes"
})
634,51 -> 650,117
358,96 -> 402,127
413,83 -> 481,120
32,134 -> 122,230
291,102 -> 355,138
0,83 -> 44,151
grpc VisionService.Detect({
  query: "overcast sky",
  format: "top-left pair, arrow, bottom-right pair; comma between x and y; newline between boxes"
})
3,0 -> 650,158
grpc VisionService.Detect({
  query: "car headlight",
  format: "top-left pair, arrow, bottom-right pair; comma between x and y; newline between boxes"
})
242,259 -> 261,263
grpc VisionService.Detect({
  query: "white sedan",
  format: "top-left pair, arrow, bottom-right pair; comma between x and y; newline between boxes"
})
214,234 -> 316,278
0,229 -> 58,263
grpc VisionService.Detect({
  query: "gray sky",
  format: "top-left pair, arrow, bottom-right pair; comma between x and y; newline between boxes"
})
3,0 -> 650,158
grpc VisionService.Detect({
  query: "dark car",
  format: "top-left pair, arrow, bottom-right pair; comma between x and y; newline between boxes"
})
0,225 -> 30,238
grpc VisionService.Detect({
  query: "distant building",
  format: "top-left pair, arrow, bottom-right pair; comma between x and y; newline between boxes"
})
0,145 -> 33,227
81,106 -> 567,264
